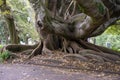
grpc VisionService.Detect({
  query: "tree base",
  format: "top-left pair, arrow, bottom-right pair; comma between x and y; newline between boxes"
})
2,39 -> 120,63
2,39 -> 120,75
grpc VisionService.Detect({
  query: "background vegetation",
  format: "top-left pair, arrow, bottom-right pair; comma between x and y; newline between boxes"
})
0,0 -> 39,45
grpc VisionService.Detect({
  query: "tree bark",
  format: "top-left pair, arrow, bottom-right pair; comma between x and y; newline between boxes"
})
29,0 -> 120,40
5,0 -> 120,61
0,0 -> 19,44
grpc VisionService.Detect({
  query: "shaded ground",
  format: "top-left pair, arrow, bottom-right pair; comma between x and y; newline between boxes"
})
11,51 -> 120,75
0,51 -> 118,80
0,50 -> 120,80
0,64 -> 120,80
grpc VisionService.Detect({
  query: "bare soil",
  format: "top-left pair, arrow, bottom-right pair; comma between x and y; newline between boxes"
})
0,64 -> 120,80
1,50 -> 119,80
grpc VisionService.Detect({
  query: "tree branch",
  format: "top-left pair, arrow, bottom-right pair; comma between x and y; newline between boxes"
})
90,17 -> 120,37
76,0 -> 106,21
29,0 -> 120,40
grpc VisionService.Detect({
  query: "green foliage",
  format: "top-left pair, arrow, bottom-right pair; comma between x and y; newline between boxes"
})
0,18 -> 9,44
0,0 -> 39,44
7,0 -> 39,43
118,49 -> 120,52
77,4 -> 84,13
95,21 -> 120,52
0,51 -> 10,62
0,45 -> 3,48
95,33 -> 120,51
96,3 -> 105,14
105,23 -> 120,35
94,0 -> 106,15
0,0 -> 3,6
0,10 -> 11,15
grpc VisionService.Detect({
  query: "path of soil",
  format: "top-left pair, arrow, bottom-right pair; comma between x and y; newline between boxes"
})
0,64 -> 120,80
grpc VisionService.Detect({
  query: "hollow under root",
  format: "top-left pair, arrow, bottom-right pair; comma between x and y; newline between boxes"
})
62,40 -> 83,53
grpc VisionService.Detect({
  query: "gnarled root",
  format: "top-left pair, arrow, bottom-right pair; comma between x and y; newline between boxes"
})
28,42 -> 43,59
1,43 -> 39,60
5,43 -> 39,53
2,37 -> 120,63
61,39 -> 120,63
62,39 -> 83,53
79,40 -> 120,57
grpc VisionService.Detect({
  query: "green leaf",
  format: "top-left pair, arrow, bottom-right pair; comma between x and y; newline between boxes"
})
0,0 -> 3,6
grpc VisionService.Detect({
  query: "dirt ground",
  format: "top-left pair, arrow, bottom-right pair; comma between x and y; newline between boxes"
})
0,51 -> 120,80
0,64 -> 120,80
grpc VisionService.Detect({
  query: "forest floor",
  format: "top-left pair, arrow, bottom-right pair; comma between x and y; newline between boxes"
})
1,51 -> 120,80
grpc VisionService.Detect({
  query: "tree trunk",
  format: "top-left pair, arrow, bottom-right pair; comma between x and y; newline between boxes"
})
5,16 -> 19,44
0,0 -> 19,44
4,0 -> 120,62
27,0 -> 120,59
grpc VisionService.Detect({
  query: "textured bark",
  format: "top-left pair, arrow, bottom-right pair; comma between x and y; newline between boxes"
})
5,43 -> 38,53
28,0 -> 120,47
5,16 -> 19,44
90,17 -> 120,37
28,0 -> 120,40
5,0 -> 120,61
0,0 -> 19,44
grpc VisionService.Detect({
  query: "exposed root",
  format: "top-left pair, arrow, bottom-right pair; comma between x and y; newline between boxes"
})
63,54 -> 88,61
62,40 -> 83,53
42,47 -> 53,55
78,50 -> 120,62
79,40 -> 120,56
2,38 -> 120,63
78,40 -> 103,52
28,42 -> 43,59
20,49 -> 33,55
5,43 -> 39,53
66,47 -> 74,53
59,39 -> 120,63
82,53 -> 105,63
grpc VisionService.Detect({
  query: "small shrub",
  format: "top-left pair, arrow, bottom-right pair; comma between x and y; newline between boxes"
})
117,49 -> 120,52
0,45 -> 3,48
0,51 -> 10,62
